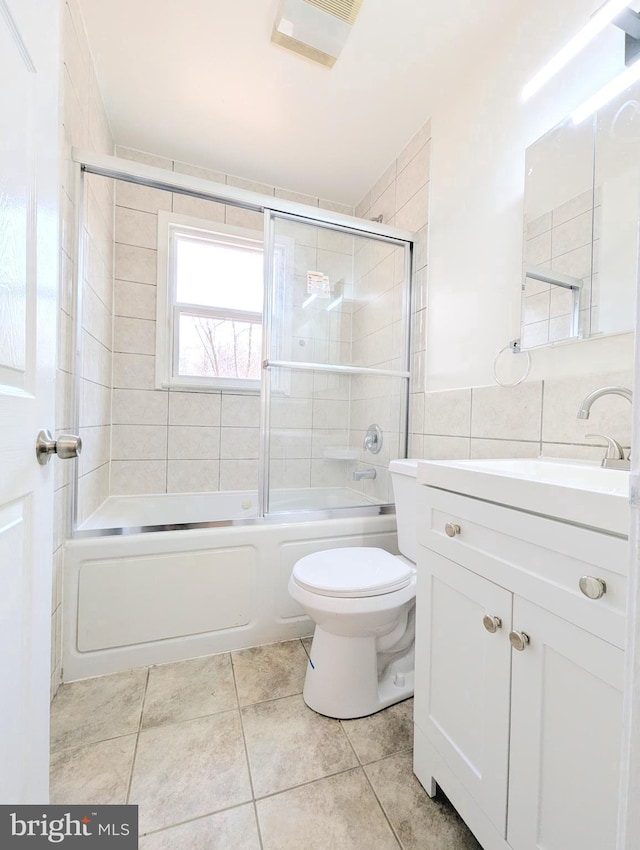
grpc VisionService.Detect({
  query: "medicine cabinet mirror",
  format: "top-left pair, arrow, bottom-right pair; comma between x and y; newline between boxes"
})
521,78 -> 640,349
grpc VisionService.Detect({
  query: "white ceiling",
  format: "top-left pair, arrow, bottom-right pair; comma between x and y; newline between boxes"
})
78,0 -> 520,205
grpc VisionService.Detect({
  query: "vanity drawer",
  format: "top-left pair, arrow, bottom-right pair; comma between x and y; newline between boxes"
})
417,486 -> 628,647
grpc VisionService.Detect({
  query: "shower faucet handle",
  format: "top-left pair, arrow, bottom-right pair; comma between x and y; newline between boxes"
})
363,424 -> 383,454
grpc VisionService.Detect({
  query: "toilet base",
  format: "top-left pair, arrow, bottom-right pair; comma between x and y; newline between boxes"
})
302,626 -> 415,719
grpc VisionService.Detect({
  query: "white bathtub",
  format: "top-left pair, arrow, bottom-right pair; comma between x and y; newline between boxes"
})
78,487 -> 383,531
63,492 -> 397,681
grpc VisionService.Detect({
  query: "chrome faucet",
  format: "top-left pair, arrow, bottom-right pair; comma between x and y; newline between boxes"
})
353,468 -> 376,481
576,386 -> 632,470
576,386 -> 632,419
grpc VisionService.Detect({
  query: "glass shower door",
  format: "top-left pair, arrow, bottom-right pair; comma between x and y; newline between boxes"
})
260,212 -> 412,515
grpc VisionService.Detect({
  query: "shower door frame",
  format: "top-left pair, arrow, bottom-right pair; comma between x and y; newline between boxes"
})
260,209 -> 413,516
69,149 -> 415,535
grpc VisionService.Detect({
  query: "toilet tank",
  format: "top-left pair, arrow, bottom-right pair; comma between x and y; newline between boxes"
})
389,459 -> 420,563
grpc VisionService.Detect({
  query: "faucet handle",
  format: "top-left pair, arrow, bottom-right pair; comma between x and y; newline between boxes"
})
585,434 -> 625,461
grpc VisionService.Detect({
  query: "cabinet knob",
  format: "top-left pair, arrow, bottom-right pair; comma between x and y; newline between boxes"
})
579,576 -> 607,600
482,614 -> 502,634
444,522 -> 461,538
509,631 -> 530,651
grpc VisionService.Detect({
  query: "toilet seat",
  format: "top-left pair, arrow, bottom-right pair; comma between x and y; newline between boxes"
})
292,547 -> 413,598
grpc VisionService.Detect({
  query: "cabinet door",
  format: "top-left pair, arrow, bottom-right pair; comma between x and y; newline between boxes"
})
414,549 -> 513,835
508,597 -> 623,850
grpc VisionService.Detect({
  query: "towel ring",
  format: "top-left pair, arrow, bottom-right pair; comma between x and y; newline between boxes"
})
492,342 -> 532,388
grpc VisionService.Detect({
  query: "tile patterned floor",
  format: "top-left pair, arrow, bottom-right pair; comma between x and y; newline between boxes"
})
50,639 -> 481,850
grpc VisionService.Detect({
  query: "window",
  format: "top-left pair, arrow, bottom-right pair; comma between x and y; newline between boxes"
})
157,212 -> 264,391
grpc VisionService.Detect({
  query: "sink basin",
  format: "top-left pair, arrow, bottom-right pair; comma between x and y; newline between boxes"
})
417,457 -> 630,536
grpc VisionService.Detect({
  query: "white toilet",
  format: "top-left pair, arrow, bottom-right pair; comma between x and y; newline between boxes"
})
288,459 -> 419,719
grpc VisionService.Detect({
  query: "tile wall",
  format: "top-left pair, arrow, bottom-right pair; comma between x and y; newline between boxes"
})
111,148 -> 355,496
53,0 -> 115,696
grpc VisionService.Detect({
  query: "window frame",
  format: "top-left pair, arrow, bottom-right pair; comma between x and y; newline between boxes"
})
157,211 -> 265,393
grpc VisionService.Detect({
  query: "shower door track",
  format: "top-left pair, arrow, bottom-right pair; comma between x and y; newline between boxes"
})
71,149 -> 415,242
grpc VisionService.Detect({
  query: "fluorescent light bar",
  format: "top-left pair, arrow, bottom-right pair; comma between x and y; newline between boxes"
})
302,293 -> 318,309
326,295 -> 343,311
572,54 -> 640,123
522,0 -> 631,101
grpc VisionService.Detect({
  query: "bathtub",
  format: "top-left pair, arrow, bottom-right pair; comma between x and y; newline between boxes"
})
77,487 -> 383,532
63,490 -> 397,681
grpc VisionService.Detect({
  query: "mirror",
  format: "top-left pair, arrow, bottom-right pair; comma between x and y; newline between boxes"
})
521,79 -> 640,349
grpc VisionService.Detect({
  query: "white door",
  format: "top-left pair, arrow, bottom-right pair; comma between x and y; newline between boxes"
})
508,597 -> 623,850
413,550 -> 513,836
0,0 -> 59,803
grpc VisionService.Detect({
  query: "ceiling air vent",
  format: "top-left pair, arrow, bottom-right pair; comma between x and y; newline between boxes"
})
271,0 -> 364,68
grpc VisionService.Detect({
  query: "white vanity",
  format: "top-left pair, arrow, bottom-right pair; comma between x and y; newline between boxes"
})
413,458 -> 629,850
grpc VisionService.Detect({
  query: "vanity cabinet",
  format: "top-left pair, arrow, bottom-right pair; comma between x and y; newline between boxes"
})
413,484 -> 626,850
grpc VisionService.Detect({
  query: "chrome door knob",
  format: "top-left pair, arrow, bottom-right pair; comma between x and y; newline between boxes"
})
579,576 -> 607,600
36,429 -> 82,465
483,615 -> 502,634
509,631 -> 530,652
444,522 -> 461,538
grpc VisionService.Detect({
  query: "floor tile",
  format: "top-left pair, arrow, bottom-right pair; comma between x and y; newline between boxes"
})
129,710 -> 252,834
142,653 -> 236,729
50,735 -> 136,805
139,804 -> 261,850
241,694 -> 358,797
50,669 -> 147,751
256,768 -> 400,850
232,640 -> 308,706
341,698 -> 413,763
365,751 -> 482,850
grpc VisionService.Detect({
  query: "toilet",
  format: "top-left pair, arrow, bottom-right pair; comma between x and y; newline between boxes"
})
288,459 -> 419,719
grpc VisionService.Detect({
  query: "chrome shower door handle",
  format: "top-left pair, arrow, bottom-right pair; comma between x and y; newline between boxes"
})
36,429 -> 82,465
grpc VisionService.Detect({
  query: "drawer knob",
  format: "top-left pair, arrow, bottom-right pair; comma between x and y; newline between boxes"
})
579,576 -> 607,600
509,631 -> 530,651
483,614 -> 502,634
444,522 -> 461,538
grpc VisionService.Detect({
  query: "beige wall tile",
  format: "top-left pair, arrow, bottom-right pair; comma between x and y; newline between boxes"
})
115,206 -> 158,249
115,243 -> 157,284
395,142 -> 430,211
172,193 -> 225,223
168,425 -> 221,459
112,389 -> 168,425
168,390 -> 222,426
116,180 -> 171,214
111,461 -> 167,495
394,182 -> 429,232
115,146 -> 173,169
422,435 -> 471,460
221,394 -> 261,427
471,382 -> 543,442
114,280 -> 156,320
424,389 -> 471,437
113,316 -> 156,355
113,353 -> 156,390
167,460 -> 220,493
220,427 -> 260,460
396,120 -> 431,174
219,460 -> 259,490
112,424 -> 168,460
469,439 -> 540,459
173,161 -> 226,183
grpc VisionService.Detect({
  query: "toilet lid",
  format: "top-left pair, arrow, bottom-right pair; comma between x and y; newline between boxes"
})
292,547 -> 413,598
